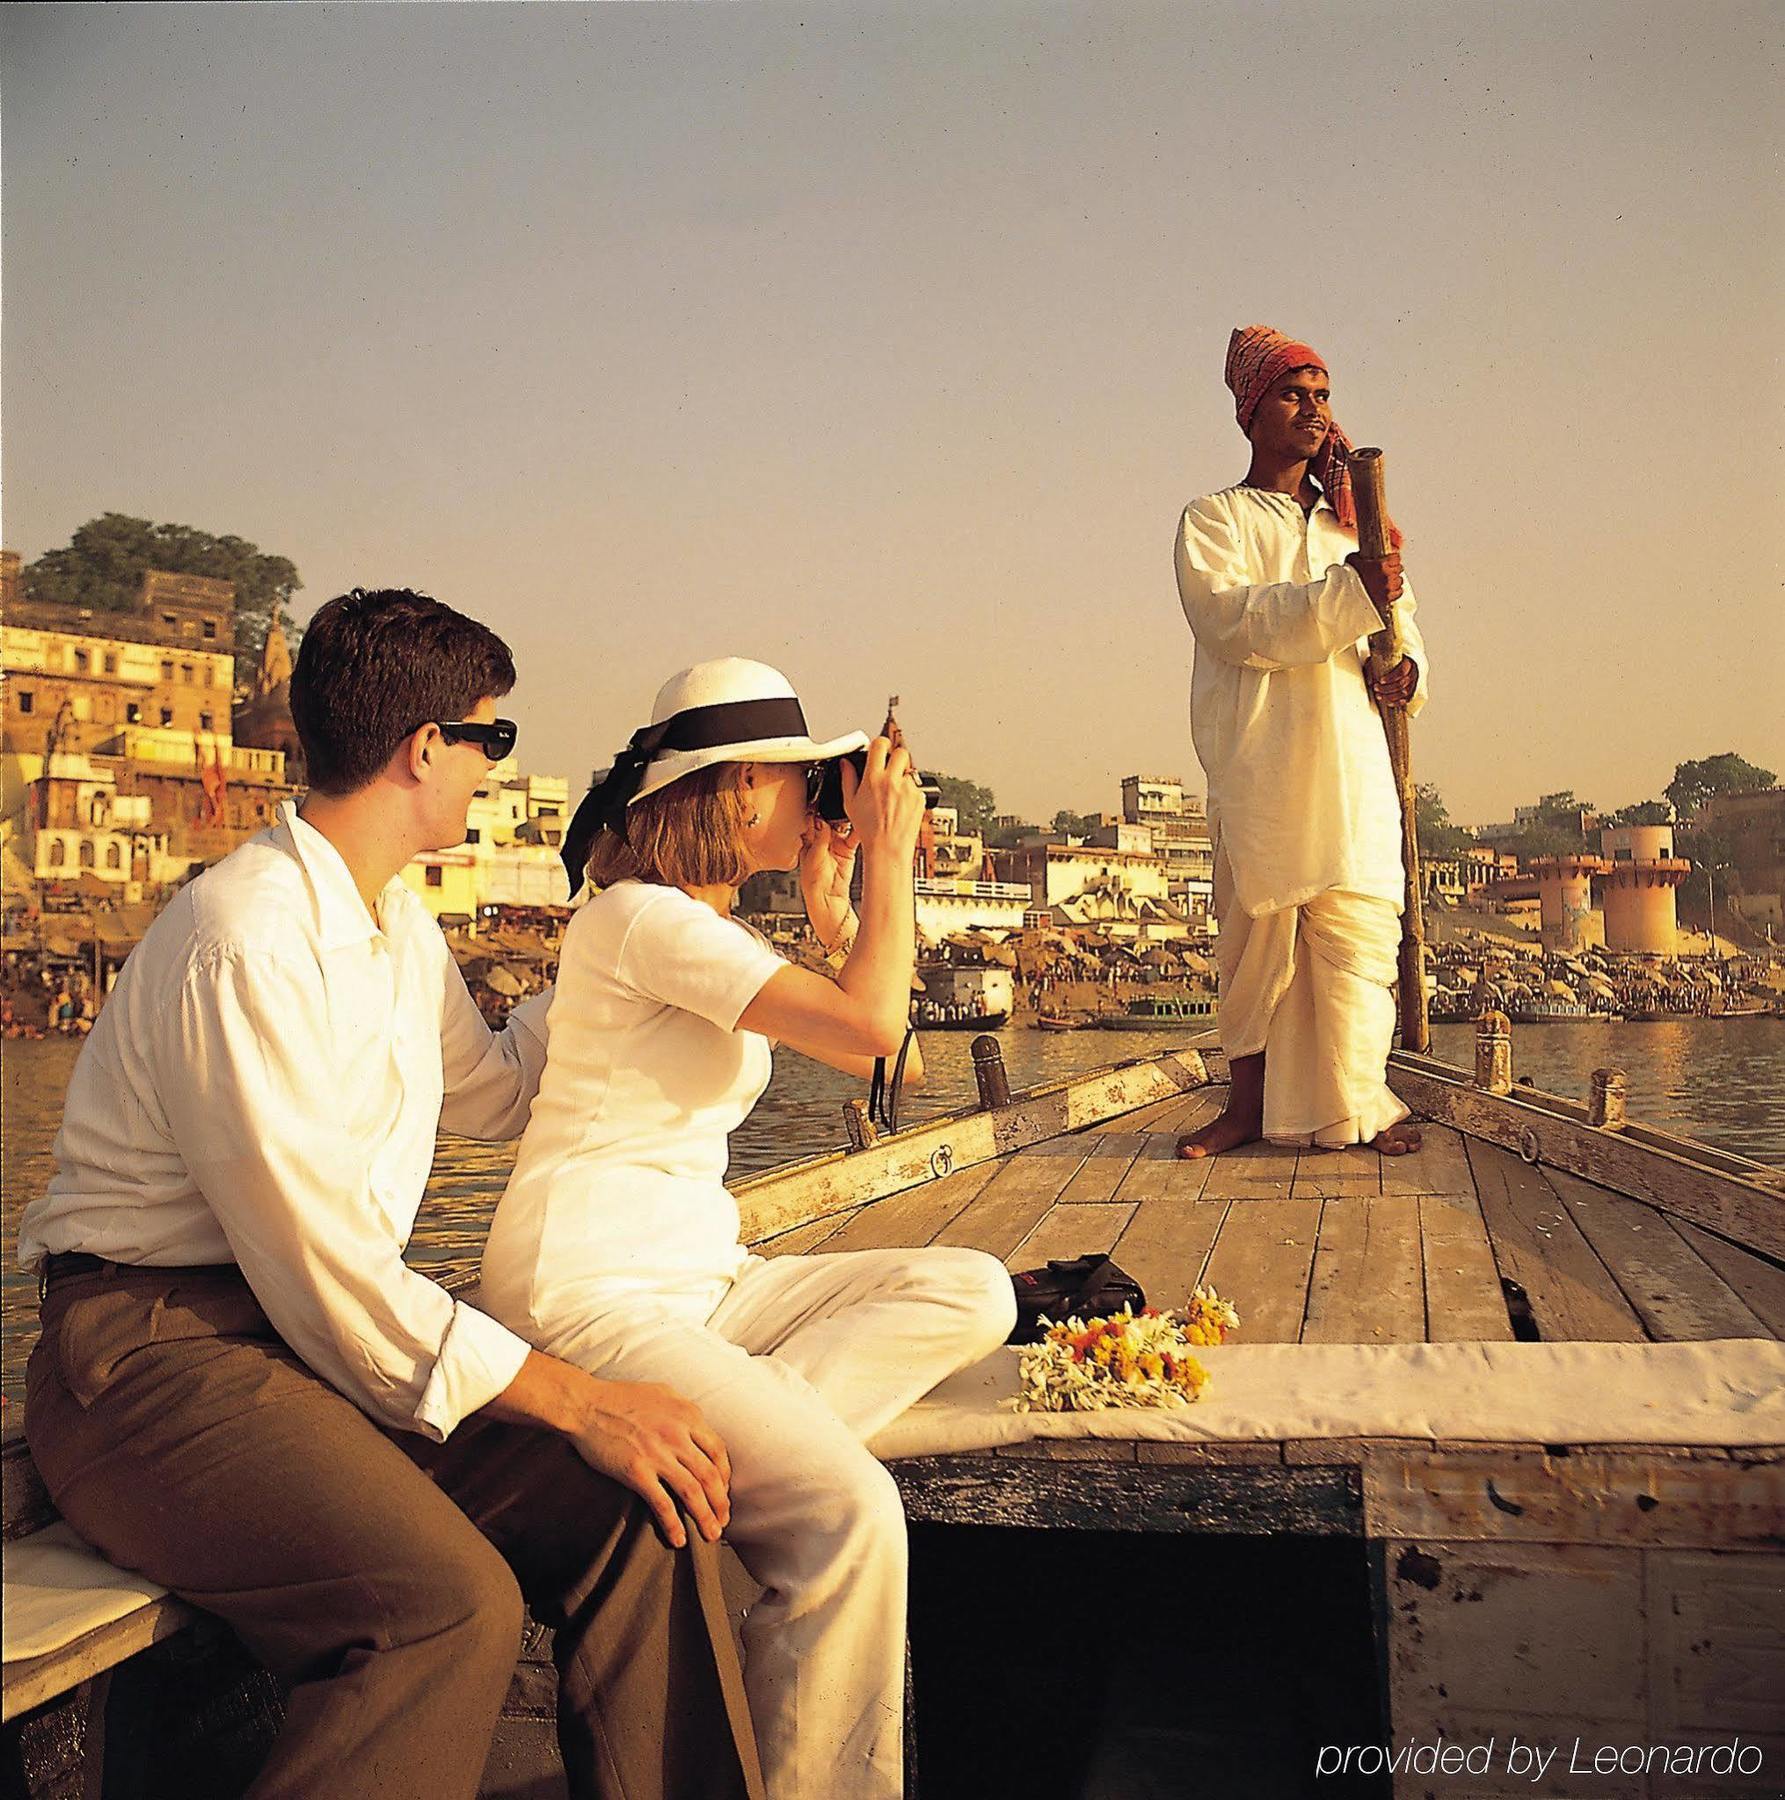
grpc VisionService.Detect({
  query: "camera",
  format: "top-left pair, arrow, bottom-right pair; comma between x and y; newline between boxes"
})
812,750 -> 943,824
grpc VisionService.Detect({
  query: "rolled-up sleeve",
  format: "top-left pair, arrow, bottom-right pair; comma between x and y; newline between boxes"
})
1177,501 -> 1382,669
162,945 -> 531,1440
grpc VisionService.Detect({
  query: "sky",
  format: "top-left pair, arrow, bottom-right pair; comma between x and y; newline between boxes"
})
4,1 -> 1780,828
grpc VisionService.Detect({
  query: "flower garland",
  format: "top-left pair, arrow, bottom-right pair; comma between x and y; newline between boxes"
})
1008,1288 -> 1242,1414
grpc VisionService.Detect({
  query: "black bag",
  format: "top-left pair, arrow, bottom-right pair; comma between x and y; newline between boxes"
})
1007,1254 -> 1146,1343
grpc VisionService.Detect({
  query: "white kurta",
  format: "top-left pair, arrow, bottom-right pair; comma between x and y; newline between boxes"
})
1176,484 -> 1430,1145
1175,483 -> 1428,918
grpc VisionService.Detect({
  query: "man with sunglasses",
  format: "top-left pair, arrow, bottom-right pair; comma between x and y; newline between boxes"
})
20,588 -> 763,1799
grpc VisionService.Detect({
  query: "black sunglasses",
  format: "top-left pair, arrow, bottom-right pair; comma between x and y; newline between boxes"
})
436,718 -> 519,761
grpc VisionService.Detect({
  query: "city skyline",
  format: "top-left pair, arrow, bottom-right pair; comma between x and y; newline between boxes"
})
4,2 -> 1780,827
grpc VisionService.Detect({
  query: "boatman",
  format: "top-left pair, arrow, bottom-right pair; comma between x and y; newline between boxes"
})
20,589 -> 763,1800
1174,325 -> 1428,1159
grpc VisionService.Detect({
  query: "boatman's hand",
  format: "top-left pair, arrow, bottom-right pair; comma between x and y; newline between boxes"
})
1345,550 -> 1403,620
1366,656 -> 1419,708
563,1375 -> 732,1549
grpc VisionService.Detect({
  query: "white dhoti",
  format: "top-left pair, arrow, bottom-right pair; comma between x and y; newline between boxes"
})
1213,850 -> 1410,1147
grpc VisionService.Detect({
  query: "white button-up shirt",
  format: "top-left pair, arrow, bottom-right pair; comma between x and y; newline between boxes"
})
1175,483 -> 1430,918
19,801 -> 549,1441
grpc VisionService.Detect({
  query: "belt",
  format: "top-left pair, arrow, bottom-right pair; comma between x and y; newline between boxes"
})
42,1251 -> 114,1283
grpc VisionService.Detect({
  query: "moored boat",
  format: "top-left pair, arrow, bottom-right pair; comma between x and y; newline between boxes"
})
1092,993 -> 1217,1030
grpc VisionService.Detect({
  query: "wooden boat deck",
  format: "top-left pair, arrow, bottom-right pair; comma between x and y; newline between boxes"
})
754,1085 -> 1785,1357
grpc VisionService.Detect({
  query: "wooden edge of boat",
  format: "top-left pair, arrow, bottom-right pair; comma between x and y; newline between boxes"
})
735,1036 -> 1784,1261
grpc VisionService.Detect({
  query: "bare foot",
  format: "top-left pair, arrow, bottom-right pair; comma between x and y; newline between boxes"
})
1371,1120 -> 1423,1156
1177,1106 -> 1264,1159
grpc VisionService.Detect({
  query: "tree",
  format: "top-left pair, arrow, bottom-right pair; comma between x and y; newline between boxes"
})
1413,783 -> 1473,857
23,513 -> 303,670
1510,789 -> 1595,862
933,774 -> 997,839
1604,799 -> 1673,827
1664,753 -> 1776,822
1051,808 -> 1102,838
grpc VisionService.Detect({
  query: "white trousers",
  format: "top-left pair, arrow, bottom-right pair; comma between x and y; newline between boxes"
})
532,1246 -> 1017,1800
1214,850 -> 1410,1147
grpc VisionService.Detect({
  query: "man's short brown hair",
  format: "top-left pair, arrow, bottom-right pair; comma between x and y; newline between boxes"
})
291,588 -> 515,795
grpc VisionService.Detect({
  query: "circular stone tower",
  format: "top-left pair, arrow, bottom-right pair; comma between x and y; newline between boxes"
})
1529,854 -> 1608,953
1599,826 -> 1689,955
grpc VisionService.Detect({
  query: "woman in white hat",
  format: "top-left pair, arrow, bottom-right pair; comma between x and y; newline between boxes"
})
480,658 -> 1016,1800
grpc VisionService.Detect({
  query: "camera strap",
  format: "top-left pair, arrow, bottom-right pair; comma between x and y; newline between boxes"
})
867,1027 -> 915,1137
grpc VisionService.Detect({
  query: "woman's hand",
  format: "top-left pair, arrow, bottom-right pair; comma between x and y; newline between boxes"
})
799,813 -> 859,951
844,737 -> 924,864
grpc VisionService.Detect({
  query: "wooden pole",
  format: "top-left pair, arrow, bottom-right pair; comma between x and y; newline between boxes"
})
1349,447 -> 1430,1053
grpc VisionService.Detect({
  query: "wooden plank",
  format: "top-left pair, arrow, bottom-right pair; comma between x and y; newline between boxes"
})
1197,1195 -> 1321,1342
1285,1436 -> 1436,1465
1378,1121 -> 1476,1198
1545,1168 -> 1771,1343
1292,1147 -> 1381,1199
1674,1220 -> 1785,1339
1363,1448 -> 1785,1549
1139,1090 -> 1223,1145
1055,1133 -> 1144,1204
1107,1127 -> 1217,1206
1197,1140 -> 1299,1203
1135,1440 -> 1284,1465
889,1453 -> 1363,1535
1009,1201 -> 1135,1267
991,1440 -> 1137,1463
1,1598 -> 196,1724
752,1208 -> 865,1257
1085,1090 -> 1186,1136
733,1051 -> 1204,1242
815,1161 -> 1001,1253
1301,1194 -> 1426,1343
1377,1539 -> 1650,1790
1646,1550 -> 1785,1744
1387,1052 -> 1785,1258
1467,1137 -> 1647,1343
1109,1197 -> 1229,1312
1420,1192 -> 1516,1342
930,1140 -> 1097,1261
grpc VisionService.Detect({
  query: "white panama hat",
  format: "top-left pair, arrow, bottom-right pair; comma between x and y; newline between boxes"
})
628,657 -> 867,803
561,658 -> 868,886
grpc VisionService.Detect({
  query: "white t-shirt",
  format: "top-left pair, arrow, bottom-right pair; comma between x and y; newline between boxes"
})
480,880 -> 785,1334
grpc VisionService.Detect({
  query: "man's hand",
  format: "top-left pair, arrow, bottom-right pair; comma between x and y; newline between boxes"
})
484,1350 -> 732,1549
1366,656 -> 1419,708
561,1376 -> 732,1550
1346,550 -> 1403,620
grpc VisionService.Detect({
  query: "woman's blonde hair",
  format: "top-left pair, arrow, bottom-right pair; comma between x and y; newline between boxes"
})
584,761 -> 754,891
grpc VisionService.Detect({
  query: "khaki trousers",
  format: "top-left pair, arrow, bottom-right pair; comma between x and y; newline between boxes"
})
25,1262 -> 764,1800
1213,850 -> 1411,1147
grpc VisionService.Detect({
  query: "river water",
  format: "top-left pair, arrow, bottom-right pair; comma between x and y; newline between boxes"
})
3,1019 -> 1780,1405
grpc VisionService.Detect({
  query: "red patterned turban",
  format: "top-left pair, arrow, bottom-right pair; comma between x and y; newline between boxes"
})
1224,324 -> 1401,548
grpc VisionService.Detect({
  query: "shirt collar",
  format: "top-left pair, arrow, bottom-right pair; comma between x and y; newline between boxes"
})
1238,479 -> 1336,518
276,800 -> 407,951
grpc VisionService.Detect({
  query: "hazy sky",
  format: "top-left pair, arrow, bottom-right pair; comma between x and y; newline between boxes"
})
4,1 -> 1780,826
